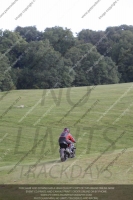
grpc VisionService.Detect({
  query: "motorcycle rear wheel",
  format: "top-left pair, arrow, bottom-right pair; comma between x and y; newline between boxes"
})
60,149 -> 69,162
60,149 -> 65,162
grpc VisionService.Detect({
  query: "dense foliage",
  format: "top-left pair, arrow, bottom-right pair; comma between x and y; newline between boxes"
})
0,25 -> 133,91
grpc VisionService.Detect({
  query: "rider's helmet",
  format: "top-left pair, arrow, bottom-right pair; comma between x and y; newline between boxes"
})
64,128 -> 70,133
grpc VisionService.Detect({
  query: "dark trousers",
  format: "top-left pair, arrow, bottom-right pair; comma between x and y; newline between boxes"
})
59,137 -> 72,149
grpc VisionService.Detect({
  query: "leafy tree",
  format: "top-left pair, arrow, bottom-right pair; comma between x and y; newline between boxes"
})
0,29 -> 27,64
1,24 -> 133,90
15,26 -> 43,42
0,54 -> 15,91
43,26 -> 75,55
15,40 -> 74,89
65,43 -> 120,86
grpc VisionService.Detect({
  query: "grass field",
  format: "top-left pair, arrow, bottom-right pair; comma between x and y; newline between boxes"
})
0,82 -> 133,184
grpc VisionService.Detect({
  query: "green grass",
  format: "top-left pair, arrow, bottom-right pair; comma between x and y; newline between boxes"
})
0,82 -> 133,184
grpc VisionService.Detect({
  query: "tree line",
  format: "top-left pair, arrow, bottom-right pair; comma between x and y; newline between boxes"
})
0,24 -> 133,91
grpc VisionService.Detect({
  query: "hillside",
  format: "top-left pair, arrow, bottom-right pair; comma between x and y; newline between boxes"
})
0,82 -> 133,184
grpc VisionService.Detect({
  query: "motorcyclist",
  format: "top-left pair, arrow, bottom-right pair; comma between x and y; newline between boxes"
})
58,128 -> 76,153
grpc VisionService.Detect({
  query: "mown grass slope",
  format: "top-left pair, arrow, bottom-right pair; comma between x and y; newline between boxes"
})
0,83 -> 133,184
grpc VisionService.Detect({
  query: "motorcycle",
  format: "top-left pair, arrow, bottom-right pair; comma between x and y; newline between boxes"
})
59,142 -> 76,162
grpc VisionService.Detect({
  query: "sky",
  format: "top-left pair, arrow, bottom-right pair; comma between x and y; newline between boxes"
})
0,0 -> 133,35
